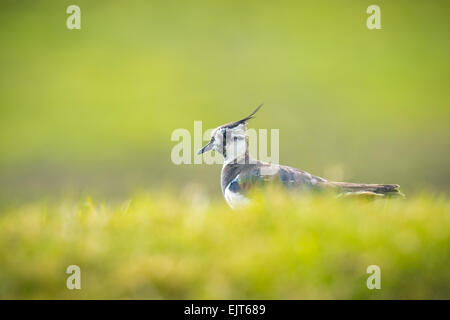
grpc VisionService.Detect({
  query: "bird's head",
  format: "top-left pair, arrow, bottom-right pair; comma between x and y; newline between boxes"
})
197,104 -> 262,162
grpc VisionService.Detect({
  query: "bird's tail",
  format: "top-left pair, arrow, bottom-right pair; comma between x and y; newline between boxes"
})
327,182 -> 405,198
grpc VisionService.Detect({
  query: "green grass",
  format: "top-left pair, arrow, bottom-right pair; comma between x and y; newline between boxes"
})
0,1 -> 448,300
1,191 -> 448,299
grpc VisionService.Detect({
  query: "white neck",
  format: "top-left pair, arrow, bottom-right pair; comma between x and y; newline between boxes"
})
223,140 -> 249,165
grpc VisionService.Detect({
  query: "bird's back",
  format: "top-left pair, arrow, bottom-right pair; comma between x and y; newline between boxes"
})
221,159 -> 327,197
221,158 -> 403,208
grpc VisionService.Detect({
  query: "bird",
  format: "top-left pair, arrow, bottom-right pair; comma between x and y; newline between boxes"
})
197,105 -> 404,209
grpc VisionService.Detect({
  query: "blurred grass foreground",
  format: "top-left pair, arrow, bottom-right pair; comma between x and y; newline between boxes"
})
0,192 -> 449,299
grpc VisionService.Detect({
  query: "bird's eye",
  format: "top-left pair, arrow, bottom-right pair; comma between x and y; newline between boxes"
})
233,136 -> 239,141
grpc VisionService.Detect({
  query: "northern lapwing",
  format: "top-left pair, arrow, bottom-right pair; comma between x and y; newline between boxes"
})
198,105 -> 403,209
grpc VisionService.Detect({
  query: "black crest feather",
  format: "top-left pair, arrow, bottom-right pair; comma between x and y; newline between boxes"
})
226,103 -> 263,129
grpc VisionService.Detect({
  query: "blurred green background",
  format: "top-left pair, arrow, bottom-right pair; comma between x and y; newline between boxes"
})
0,0 -> 449,300
1,0 -> 449,203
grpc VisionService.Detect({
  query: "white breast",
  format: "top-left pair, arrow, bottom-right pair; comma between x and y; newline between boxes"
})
224,178 -> 250,209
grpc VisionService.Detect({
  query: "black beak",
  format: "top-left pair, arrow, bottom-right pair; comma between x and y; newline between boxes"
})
197,141 -> 214,155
